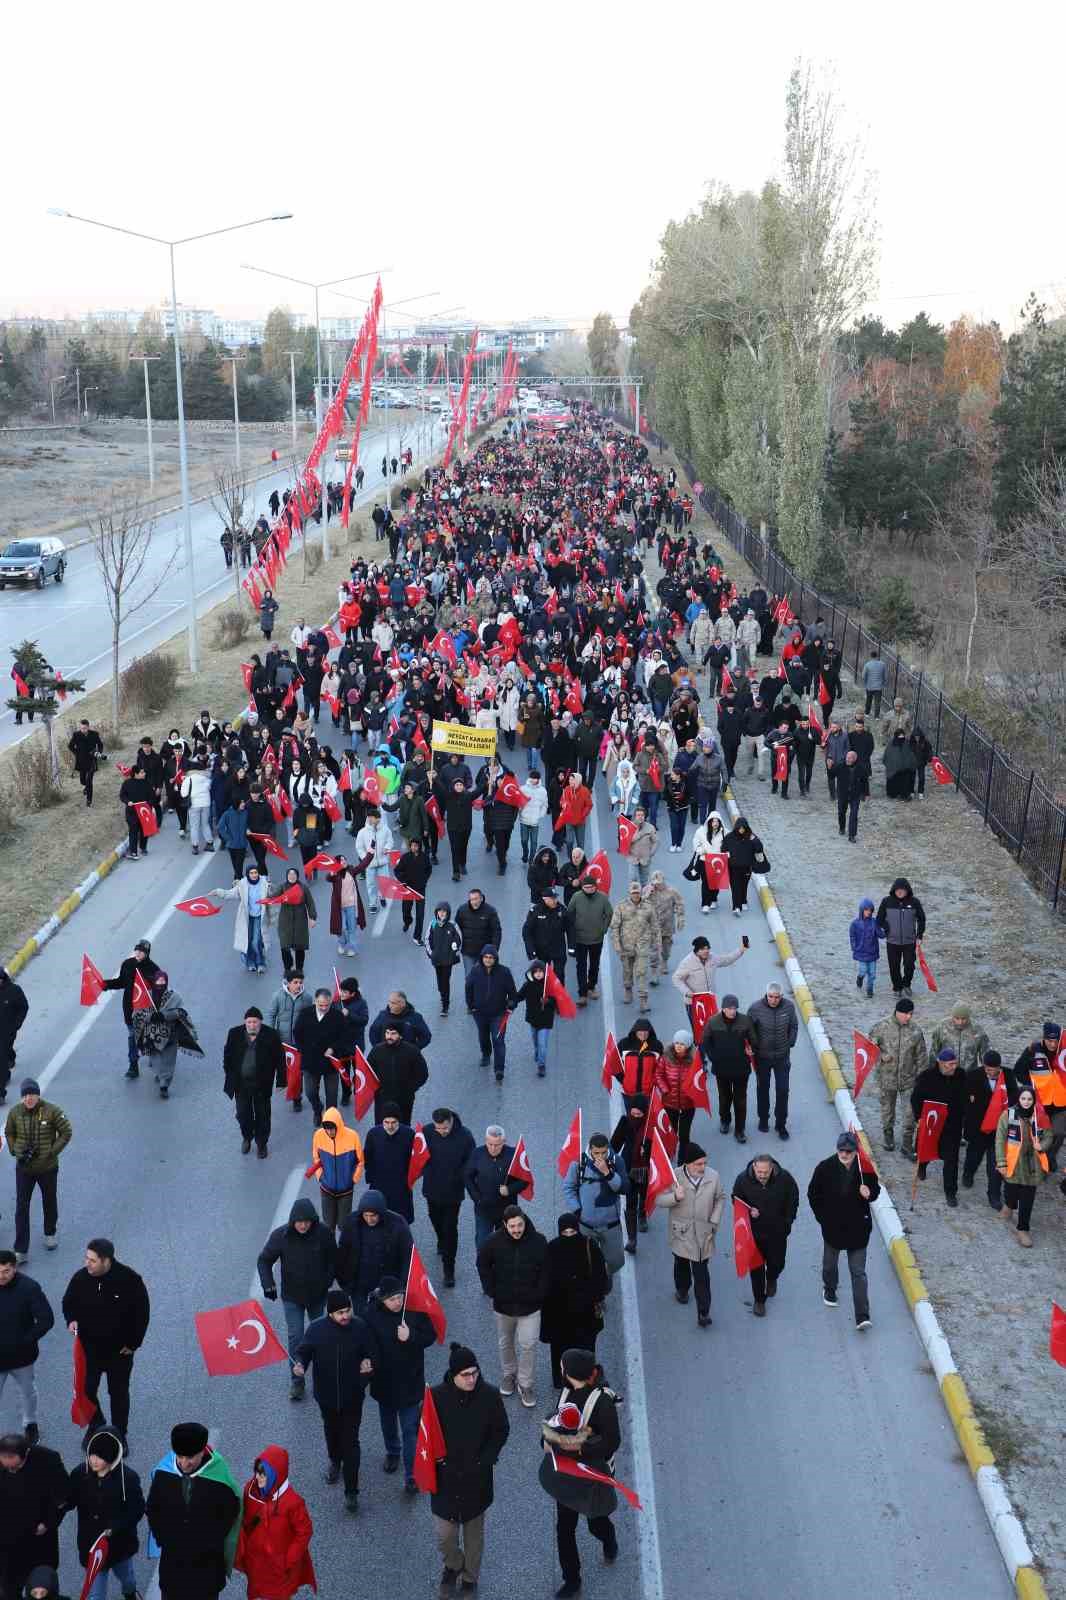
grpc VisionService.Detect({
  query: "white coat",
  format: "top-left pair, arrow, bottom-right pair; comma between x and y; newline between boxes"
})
213,876 -> 275,954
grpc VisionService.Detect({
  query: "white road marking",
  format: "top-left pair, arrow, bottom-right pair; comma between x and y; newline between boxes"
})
589,802 -> 665,1600
248,1165 -> 309,1300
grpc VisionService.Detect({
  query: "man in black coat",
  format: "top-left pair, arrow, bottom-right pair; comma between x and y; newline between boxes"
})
293,990 -> 347,1125
294,1291 -> 379,1510
455,891 -> 502,980
102,939 -> 160,1080
221,1007 -> 284,1158
367,1028 -> 428,1125
443,780 -> 475,881
145,1422 -> 240,1599
807,1134 -> 880,1329
962,1049 -> 1006,1210
0,1431 -> 69,1596
522,892 -> 568,979
476,1207 -> 548,1406
367,992 -> 433,1053
835,750 -> 867,843
430,1342 -> 509,1592
364,1110 -> 417,1223
0,1252 -> 54,1442
364,1276 -> 436,1492
910,1047 -> 968,1206
68,719 -> 105,807
257,1197 -> 336,1402
335,1190 -> 412,1314
0,971 -> 28,1104
464,1127 -> 527,1253
419,1110 -> 475,1287
731,1155 -> 800,1315
61,1239 -> 150,1446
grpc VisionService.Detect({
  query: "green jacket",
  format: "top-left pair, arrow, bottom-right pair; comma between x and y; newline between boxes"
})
4,1099 -> 73,1174
565,889 -> 613,945
994,1110 -> 1052,1187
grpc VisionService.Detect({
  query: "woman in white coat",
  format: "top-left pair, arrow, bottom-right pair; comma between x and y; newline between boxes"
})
211,864 -> 275,973
609,758 -> 640,818
657,1143 -> 724,1327
497,676 -> 521,752
690,812 -> 727,912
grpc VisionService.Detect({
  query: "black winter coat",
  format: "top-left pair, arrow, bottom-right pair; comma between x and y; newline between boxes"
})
256,1201 -> 337,1308
464,1144 -> 526,1224
68,1455 -> 144,1567
61,1261 -> 149,1359
522,904 -> 568,966
364,1302 -> 435,1409
430,1374 -> 509,1523
464,961 -> 518,1018
455,901 -> 502,957
368,1002 -> 432,1052
366,1040 -> 429,1108
145,1454 -> 240,1600
335,1202 -> 413,1299
426,918 -> 462,967
293,1006 -> 346,1080
731,1160 -> 800,1240
807,1155 -> 880,1250
909,1064 -> 968,1141
0,1270 -> 54,1372
515,975 -> 556,1029
701,1013 -> 757,1080
295,1312 -> 379,1410
0,975 -> 28,1050
363,1125 -> 416,1221
421,1117 -> 476,1205
539,1233 -> 608,1346
221,1023 -> 285,1098
477,1223 -> 548,1316
0,1445 -> 68,1568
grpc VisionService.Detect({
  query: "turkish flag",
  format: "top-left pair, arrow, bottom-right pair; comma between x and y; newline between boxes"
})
130,968 -> 155,1012
507,1135 -> 535,1199
703,852 -> 730,893
72,1336 -> 97,1425
646,755 -> 662,791
248,831 -> 288,860
79,1533 -> 110,1600
733,1197 -> 765,1277
266,790 -> 286,823
979,1073 -> 1008,1134
601,1032 -> 623,1091
580,850 -> 612,895
720,665 -> 734,695
240,662 -> 254,693
175,897 -> 222,917
556,788 -> 580,831
407,1124 -> 431,1188
617,815 -> 637,855
322,791 -> 342,823
1051,1304 -> 1066,1368
848,1124 -> 877,1176
387,849 -> 403,868
195,1298 -> 288,1376
817,673 -> 832,707
431,629 -> 457,666
303,851 -> 346,879
283,1045 -> 302,1101
853,1030 -> 880,1100
352,1048 -> 380,1120
263,884 -> 305,907
681,1055 -> 712,1114
426,795 -> 445,839
542,964 -> 577,1020
773,744 -> 789,783
916,1100 -> 949,1164
565,680 -> 583,715
558,1110 -> 583,1176
643,1126 -> 677,1216
916,942 -> 938,993
689,992 -> 718,1038
324,625 -> 343,650
132,801 -> 158,838
405,1244 -> 446,1344
338,762 -> 353,793
645,1085 -> 678,1161
362,773 -> 382,807
413,1384 -> 447,1492
548,1451 -> 643,1511
377,874 -> 423,901
80,954 -> 105,1007
931,756 -> 953,785
332,966 -> 343,1001
495,773 -> 529,808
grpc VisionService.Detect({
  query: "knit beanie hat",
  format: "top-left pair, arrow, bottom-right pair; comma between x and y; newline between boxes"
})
448,1342 -> 478,1376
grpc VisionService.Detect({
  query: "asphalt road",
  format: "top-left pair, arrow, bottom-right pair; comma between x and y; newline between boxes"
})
0,414 -> 448,753
5,739 -> 1011,1597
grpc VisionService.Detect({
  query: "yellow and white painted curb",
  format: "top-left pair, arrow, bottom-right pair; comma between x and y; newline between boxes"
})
7,843 -> 128,977
721,780 -> 1047,1600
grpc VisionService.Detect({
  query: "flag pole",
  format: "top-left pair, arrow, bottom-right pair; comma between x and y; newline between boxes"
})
401,1243 -> 414,1331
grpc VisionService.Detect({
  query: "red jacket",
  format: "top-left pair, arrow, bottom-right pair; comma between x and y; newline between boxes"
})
235,1445 -> 316,1599
654,1046 -> 700,1112
560,783 -> 593,825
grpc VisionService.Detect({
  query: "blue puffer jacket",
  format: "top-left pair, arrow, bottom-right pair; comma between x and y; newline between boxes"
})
849,899 -> 883,961
217,805 -> 249,849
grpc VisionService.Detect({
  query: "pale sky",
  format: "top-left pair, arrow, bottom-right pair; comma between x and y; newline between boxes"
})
5,0 -> 1064,338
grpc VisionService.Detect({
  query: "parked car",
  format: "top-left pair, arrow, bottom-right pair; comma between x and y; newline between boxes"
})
0,537 -> 66,588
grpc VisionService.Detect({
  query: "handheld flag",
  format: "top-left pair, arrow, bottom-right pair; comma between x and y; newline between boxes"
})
644,1127 -> 677,1216
543,964 -> 577,1020
130,968 -> 155,1012
131,801 -> 159,838
703,852 -> 730,893
732,1197 -> 765,1277
558,1110 -> 582,1176
773,744 -> 789,783
195,1298 -> 288,1376
79,1534 -> 110,1600
853,1030 -> 880,1100
548,1451 -> 642,1511
262,884 -> 304,907
916,942 -> 938,993
405,1244 -> 446,1344
352,1048 -> 380,1120
617,815 -> 636,855
72,1336 -> 97,1426
303,851 -> 346,878
930,756 -> 953,785
916,1100 -> 949,1164
979,1073 -> 1008,1135
580,849 -> 612,894
681,1054 -> 712,1114
507,1136 -> 535,1198
283,1044 -> 302,1102
1051,1303 -> 1066,1368
407,1124 -> 431,1188
413,1384 -> 447,1492
601,1032 -> 623,1091
848,1125 -> 877,1176
80,954 -> 105,1007
175,897 -> 222,917
495,773 -> 529,808
376,874 -> 424,901
688,992 -> 718,1038
247,832 -> 288,860
322,791 -> 342,823
645,1085 -> 678,1162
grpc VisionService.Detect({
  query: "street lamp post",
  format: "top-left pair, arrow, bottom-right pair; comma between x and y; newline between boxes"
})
129,354 -> 161,487
49,207 -> 292,674
49,374 -> 67,424
83,386 -> 98,418
284,351 -> 300,451
227,354 -> 246,472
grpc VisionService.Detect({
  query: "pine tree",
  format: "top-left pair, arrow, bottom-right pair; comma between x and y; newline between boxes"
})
7,639 -> 86,783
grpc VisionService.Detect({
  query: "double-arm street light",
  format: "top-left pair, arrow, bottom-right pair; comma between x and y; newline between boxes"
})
49,207 -> 292,673
48,374 -> 68,424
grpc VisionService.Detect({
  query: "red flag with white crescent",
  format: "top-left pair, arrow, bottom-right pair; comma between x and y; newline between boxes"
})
601,1031 -> 623,1091
130,969 -> 155,1012
617,815 -> 636,856
644,1085 -> 678,1161
507,1136 -> 535,1199
362,772 -> 383,807
376,874 -> 424,901
732,1196 -> 765,1277
405,1244 -> 446,1344
979,1073 -> 1008,1135
915,1100 -> 948,1164
426,795 -> 445,839
703,852 -> 730,893
930,756 -> 953,785
80,953 -> 105,1007
407,1123 -> 431,1188
322,791 -> 342,823
689,992 -> 718,1038
131,801 -> 159,838
916,942 -> 938,992
413,1383 -> 447,1492
643,1126 -> 676,1216
352,1048 -> 380,1121
79,1533 -> 110,1600
853,1030 -> 880,1100
262,884 -> 304,907
557,1109 -> 582,1176
542,964 -> 577,1020
681,1054 -> 712,1114
579,849 -> 612,895
303,851 -> 346,879
548,1451 -> 643,1511
773,744 -> 789,783
495,773 -> 529,808
283,1045 -> 302,1102
848,1124 -> 877,1176
175,897 -> 222,917
195,1298 -> 288,1376
248,831 -> 288,860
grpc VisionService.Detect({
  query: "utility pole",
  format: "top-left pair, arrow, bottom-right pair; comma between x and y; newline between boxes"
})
284,351 -> 300,451
129,354 -> 161,487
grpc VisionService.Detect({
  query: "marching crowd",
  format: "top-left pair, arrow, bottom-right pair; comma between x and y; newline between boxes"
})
1,408 -> 1062,1600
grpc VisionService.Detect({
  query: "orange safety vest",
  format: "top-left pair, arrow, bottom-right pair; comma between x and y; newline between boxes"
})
1029,1066 -> 1066,1109
1003,1117 -> 1050,1179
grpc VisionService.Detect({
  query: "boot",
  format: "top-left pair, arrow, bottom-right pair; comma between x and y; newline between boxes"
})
623,986 -> 633,1004
1017,1230 -> 1033,1248
289,1374 -> 305,1402
638,993 -> 649,1008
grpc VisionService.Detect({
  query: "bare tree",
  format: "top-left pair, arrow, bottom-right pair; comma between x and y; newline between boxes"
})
91,495 -> 180,736
210,467 -> 253,603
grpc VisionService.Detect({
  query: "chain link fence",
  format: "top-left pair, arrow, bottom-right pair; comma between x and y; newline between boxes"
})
611,412 -> 1066,912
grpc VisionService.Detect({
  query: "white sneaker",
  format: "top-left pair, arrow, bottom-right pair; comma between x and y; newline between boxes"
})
44,1235 -> 58,1251
701,906 -> 710,914
499,1377 -> 516,1397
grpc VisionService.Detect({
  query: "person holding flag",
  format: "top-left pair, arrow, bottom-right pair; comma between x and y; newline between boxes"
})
419,1110 -> 475,1288
909,1048 -> 968,1205
102,939 -> 160,1082
538,1349 -> 622,1596
807,1134 -> 880,1329
962,1050 -> 1007,1209
514,961 -> 558,1078
130,971 -> 204,1100
657,1143 -> 724,1327
731,1153 -> 800,1317
117,762 -> 155,861
875,876 -> 926,999
609,1096 -> 652,1252
995,1086 -> 1052,1247
256,1197 -> 337,1402
67,1427 -> 145,1600
364,1276 -> 437,1494
428,1342 -> 510,1597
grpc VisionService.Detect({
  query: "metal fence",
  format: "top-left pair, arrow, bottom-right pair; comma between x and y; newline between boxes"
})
611,413 -> 1066,912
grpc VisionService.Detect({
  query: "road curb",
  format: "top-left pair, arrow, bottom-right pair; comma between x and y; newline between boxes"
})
720,778 -> 1047,1600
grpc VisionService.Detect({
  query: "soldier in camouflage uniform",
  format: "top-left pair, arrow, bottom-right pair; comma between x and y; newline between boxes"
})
611,880 -> 661,1009
926,1004 -> 989,1077
645,872 -> 686,987
869,996 -> 927,1157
